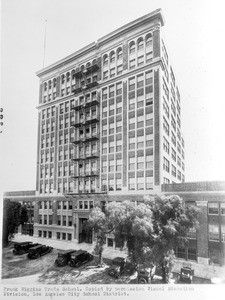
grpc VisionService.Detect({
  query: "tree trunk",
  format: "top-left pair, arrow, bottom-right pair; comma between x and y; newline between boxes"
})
161,262 -> 169,283
99,250 -> 104,267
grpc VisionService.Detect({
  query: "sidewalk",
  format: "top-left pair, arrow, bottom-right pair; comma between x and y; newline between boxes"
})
11,234 -> 225,280
11,234 -> 127,259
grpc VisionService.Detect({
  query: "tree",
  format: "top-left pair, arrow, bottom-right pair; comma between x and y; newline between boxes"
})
144,195 -> 199,282
86,206 -> 111,267
107,201 -> 154,267
2,199 -> 28,247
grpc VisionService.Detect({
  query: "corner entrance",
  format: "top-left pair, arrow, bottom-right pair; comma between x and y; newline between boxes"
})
78,218 -> 92,244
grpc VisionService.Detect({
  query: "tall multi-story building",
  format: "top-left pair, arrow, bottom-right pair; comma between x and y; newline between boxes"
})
34,9 -> 185,243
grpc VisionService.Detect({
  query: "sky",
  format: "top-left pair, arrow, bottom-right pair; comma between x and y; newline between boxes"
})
0,0 -> 225,193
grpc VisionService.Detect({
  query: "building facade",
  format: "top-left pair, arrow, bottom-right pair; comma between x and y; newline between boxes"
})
34,9 -> 185,243
162,181 -> 225,266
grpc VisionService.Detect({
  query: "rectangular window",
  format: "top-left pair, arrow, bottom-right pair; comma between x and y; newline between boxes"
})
163,157 -> 170,172
209,224 -> 219,241
117,65 -> 123,75
129,177 -> 135,190
129,117 -> 135,130
187,248 -> 197,261
116,82 -> 122,95
68,216 -> 72,226
137,135 -> 144,149
57,232 -> 61,240
163,137 -> 169,154
208,203 -> 219,215
146,134 -> 153,148
172,148 -> 176,162
137,74 -> 144,89
177,247 -> 186,259
221,203 -> 225,215
129,157 -> 135,170
163,117 -> 169,136
102,88 -> 108,100
137,156 -> 144,169
221,224 -> 225,242
108,179 -> 114,191
129,77 -> 135,91
129,59 -> 136,69
49,215 -> 52,225
63,216 -> 66,226
137,56 -> 144,66
109,159 -> 114,172
107,238 -> 113,247
110,68 -> 115,78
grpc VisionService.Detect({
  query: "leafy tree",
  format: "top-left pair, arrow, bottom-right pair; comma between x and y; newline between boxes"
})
107,201 -> 154,267
2,199 -> 28,247
144,195 -> 199,282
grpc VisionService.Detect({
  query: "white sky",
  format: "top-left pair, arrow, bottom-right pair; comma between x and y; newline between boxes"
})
1,0 -> 225,193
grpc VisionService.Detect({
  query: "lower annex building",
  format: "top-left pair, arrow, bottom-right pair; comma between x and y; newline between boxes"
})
4,180 -> 225,266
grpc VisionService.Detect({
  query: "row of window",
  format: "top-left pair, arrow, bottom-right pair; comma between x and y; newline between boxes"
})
39,200 -> 72,210
101,177 -> 154,191
38,230 -> 72,241
163,157 -> 183,180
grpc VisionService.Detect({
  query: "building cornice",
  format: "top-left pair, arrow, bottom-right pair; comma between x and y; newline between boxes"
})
36,9 -> 164,78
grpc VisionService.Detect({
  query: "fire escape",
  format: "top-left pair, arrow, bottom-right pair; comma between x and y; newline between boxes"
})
69,59 -> 105,195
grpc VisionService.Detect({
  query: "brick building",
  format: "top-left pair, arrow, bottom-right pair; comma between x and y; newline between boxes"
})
162,181 -> 225,266
33,9 -> 184,243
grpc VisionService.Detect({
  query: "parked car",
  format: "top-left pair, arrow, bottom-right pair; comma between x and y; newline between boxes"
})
177,263 -> 194,284
54,249 -> 77,267
13,242 -> 39,255
27,244 -> 53,259
68,249 -> 93,267
108,257 -> 137,278
137,264 -> 156,283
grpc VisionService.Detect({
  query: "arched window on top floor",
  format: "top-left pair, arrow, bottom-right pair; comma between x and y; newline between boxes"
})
61,74 -> 65,84
137,38 -> 144,51
92,59 -> 97,65
44,82 -> 47,92
129,41 -> 135,54
48,80 -> 52,90
103,54 -> 108,66
117,47 -> 123,60
110,51 -> 115,63
53,78 -> 57,88
146,33 -> 153,48
71,70 -> 75,81
86,62 -> 91,69
66,72 -> 70,82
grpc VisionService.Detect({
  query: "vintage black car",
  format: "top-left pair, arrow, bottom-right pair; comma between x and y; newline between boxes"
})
178,263 -> 194,284
137,265 -> 156,284
27,244 -> 53,259
54,249 -> 77,267
13,242 -> 39,255
107,257 -> 137,278
68,249 -> 93,267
